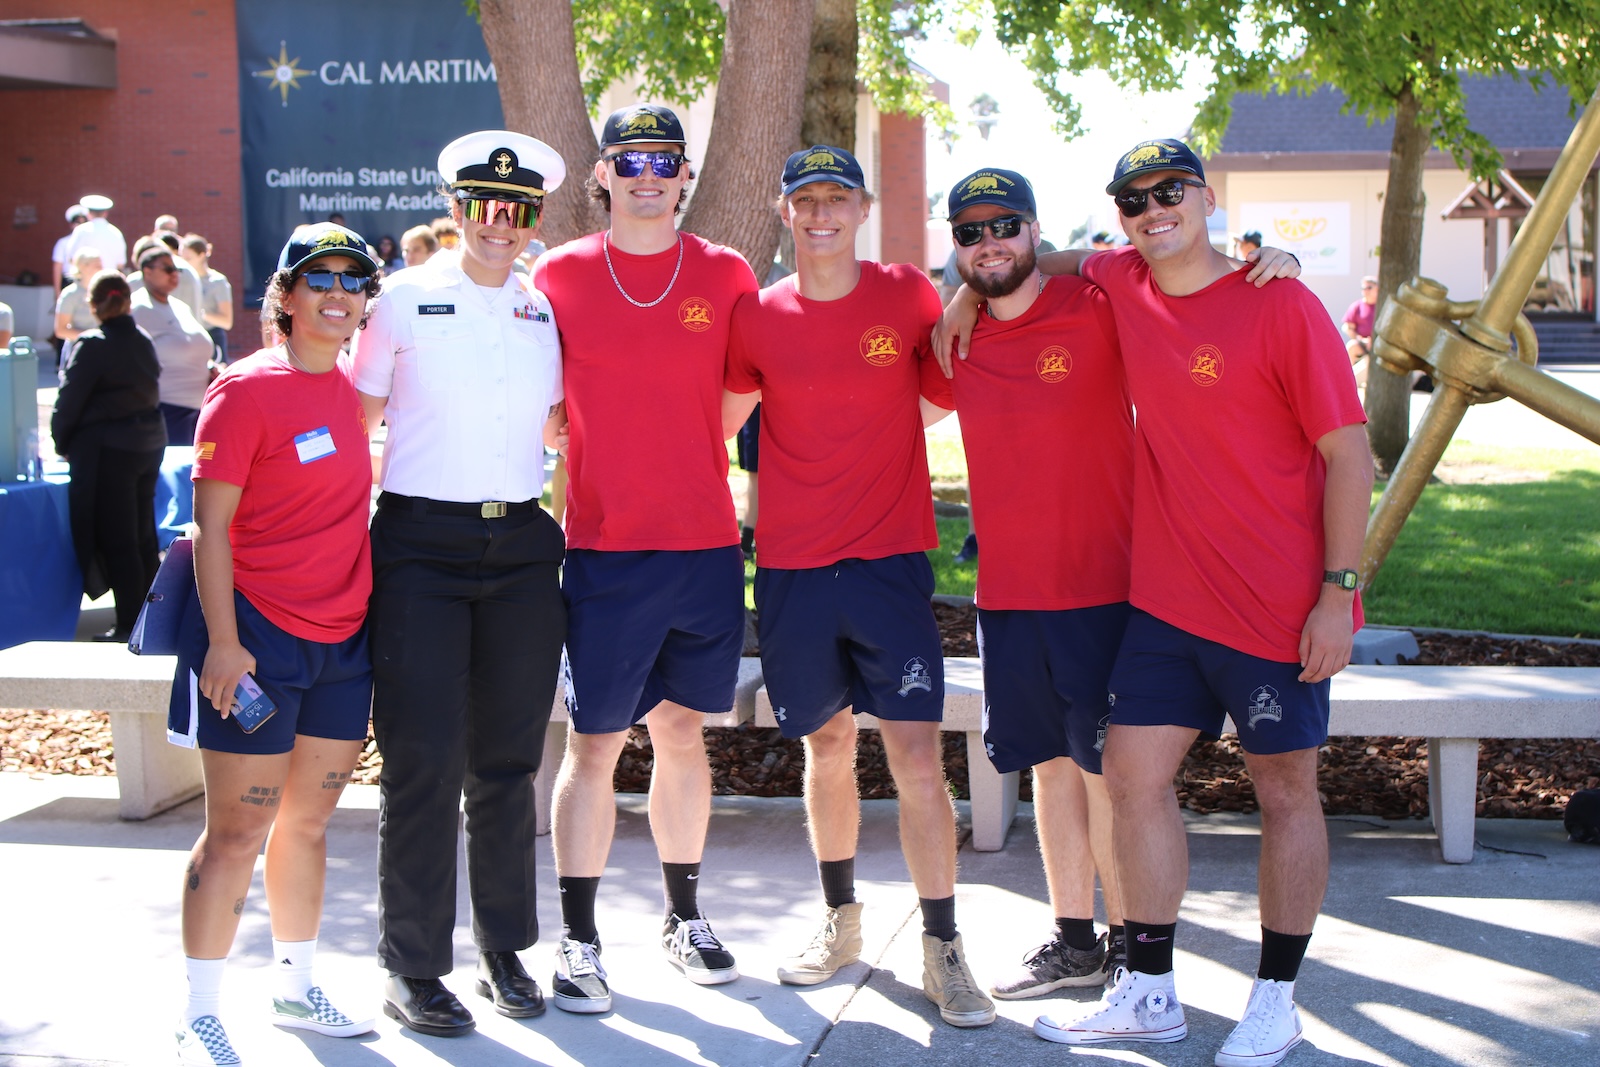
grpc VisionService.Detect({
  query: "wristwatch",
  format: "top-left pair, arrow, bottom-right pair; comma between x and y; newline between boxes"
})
1324,568 -> 1359,591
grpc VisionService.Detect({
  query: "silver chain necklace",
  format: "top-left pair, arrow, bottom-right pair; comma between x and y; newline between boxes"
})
604,232 -> 683,309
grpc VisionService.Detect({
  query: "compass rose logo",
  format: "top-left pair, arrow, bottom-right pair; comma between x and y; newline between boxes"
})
254,42 -> 313,108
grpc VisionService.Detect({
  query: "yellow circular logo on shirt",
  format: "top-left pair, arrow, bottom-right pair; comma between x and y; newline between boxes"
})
1036,346 -> 1072,383
1189,344 -> 1224,387
679,297 -> 713,333
859,326 -> 901,367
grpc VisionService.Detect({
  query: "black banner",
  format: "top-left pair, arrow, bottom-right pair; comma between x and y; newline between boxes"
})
235,0 -> 504,301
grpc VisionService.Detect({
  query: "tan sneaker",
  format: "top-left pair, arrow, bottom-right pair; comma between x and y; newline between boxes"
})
777,902 -> 864,985
921,933 -> 996,1027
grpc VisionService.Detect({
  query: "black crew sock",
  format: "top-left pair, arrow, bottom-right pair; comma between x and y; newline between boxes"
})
559,876 -> 601,944
919,896 -> 958,942
1124,919 -> 1176,975
819,858 -> 856,909
1054,917 -> 1099,952
1257,927 -> 1313,983
1109,923 -> 1126,944
662,862 -> 702,920
740,526 -> 756,553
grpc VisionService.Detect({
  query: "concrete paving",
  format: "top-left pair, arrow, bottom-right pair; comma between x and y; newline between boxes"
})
0,773 -> 1594,1067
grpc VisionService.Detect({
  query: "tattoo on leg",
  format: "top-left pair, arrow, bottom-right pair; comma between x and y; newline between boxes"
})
240,784 -> 282,808
233,897 -> 244,916
188,872 -> 200,891
321,770 -> 352,790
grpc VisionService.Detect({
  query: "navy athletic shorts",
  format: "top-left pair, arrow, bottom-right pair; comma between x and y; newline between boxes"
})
755,552 -> 944,739
977,601 -> 1131,775
166,586 -> 372,756
735,405 -> 760,473
1106,609 -> 1330,754
562,546 -> 746,733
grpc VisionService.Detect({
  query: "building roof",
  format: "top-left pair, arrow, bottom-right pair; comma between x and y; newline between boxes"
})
1209,73 -> 1587,172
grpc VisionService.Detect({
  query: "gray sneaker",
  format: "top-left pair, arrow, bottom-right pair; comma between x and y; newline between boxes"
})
1103,930 -> 1127,989
777,902 -> 864,985
921,933 -> 996,1027
991,932 -> 1108,999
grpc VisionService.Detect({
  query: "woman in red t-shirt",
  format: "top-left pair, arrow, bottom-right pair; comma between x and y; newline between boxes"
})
170,224 -> 382,1065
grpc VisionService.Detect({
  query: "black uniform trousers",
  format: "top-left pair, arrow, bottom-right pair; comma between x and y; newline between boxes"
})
369,495 -> 566,978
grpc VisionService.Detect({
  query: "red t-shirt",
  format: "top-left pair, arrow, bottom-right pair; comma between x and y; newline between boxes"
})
725,262 -> 940,569
1343,298 -> 1376,340
535,232 -> 758,550
191,350 -> 373,642
1082,247 -> 1366,661
922,276 -> 1133,610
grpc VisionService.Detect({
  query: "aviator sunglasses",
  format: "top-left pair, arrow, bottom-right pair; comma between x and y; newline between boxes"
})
951,213 -> 1030,247
456,191 -> 542,229
608,150 -> 687,179
299,269 -> 374,295
1114,177 -> 1206,218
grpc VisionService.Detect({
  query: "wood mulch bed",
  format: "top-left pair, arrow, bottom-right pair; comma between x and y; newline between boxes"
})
4,607 -> 1596,821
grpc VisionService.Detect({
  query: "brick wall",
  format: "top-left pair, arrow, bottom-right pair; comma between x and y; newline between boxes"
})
0,1 -> 248,347
877,111 -> 926,267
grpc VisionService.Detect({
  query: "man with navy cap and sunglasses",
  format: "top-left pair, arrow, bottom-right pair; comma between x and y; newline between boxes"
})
353,130 -> 569,1036
533,104 -> 759,1013
922,167 -> 1135,1003
722,145 -> 994,1030
1024,138 -> 1371,1067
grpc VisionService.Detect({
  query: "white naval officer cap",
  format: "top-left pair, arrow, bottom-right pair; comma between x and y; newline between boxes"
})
81,194 -> 114,211
437,131 -> 565,200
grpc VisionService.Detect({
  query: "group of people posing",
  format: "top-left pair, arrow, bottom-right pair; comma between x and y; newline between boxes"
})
163,103 -> 1368,1067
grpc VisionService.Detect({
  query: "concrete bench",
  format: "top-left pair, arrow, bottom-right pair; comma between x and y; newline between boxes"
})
0,642 -> 197,820
754,657 -> 1021,853
1326,665 -> 1600,862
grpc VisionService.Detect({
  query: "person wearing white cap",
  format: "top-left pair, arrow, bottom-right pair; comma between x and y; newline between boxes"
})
64,193 -> 127,273
352,129 -> 568,1037
533,102 -> 758,1014
52,204 -> 88,291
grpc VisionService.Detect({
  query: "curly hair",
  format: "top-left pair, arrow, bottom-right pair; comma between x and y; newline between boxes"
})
260,265 -> 381,338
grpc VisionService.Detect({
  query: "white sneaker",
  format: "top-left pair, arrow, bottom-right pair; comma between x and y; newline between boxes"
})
271,985 -> 375,1038
176,1015 -> 241,1065
1215,978 -> 1303,1067
1034,968 -> 1187,1045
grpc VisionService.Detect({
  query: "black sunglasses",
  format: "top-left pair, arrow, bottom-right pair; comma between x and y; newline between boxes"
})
456,191 -> 541,229
299,269 -> 373,295
951,213 -> 1030,247
1114,177 -> 1206,218
608,150 -> 687,179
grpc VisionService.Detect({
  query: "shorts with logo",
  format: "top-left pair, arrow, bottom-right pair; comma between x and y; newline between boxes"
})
755,552 -> 944,739
977,601 -> 1131,775
562,546 -> 746,733
1106,609 -> 1330,754
166,586 -> 372,756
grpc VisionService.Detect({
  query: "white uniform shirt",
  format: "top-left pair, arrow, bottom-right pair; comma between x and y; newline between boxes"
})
352,251 -> 562,503
63,218 -> 128,272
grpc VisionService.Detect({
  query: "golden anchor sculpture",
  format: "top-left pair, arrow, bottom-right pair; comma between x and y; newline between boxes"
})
1362,83 -> 1600,586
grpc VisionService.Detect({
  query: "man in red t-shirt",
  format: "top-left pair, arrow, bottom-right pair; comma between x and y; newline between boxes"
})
1028,139 -> 1372,1067
533,104 -> 758,1011
923,167 -> 1134,1000
723,145 -> 994,1030
1343,275 -> 1379,386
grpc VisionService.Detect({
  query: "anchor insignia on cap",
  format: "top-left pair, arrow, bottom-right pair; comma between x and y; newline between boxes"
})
494,151 -> 514,178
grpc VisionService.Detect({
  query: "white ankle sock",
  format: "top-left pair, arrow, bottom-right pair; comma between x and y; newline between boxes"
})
273,937 -> 317,1001
183,956 -> 227,1023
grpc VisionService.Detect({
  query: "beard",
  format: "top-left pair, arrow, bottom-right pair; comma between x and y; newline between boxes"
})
959,242 -> 1038,299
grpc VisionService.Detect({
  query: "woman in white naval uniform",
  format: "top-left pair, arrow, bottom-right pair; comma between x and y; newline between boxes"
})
352,131 -> 568,1037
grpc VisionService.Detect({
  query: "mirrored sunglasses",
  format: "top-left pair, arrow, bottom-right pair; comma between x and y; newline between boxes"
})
608,150 -> 687,179
1114,177 -> 1206,218
299,269 -> 373,295
456,192 -> 541,229
951,213 -> 1030,247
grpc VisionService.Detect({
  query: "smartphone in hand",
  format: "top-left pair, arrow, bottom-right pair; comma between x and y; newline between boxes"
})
231,673 -> 278,734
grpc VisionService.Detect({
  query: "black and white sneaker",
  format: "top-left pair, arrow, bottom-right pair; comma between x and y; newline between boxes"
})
552,936 -> 611,1014
991,932 -> 1107,999
1103,930 -> 1128,989
176,1015 -> 241,1066
662,913 -> 739,985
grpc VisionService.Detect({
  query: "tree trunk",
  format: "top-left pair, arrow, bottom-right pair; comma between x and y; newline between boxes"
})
1368,85 -> 1432,475
804,0 -> 859,150
478,0 -> 608,247
681,0 -> 815,275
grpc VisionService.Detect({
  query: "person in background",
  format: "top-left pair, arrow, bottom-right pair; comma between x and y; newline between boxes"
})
130,243 -> 214,446
1237,229 -> 1262,259
50,270 -> 166,643
55,249 -> 105,361
1090,231 -> 1117,250
64,194 -> 127,272
154,214 -> 180,236
430,215 -> 460,250
180,235 -> 235,363
400,225 -> 438,267
1342,275 -> 1378,387
167,224 -> 382,1066
373,235 -> 404,272
53,204 -> 88,290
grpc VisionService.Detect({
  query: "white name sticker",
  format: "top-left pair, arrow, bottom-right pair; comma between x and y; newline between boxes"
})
294,426 -> 336,464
